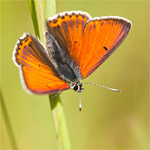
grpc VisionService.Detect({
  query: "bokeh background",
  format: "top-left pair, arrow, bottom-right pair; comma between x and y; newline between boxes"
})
0,0 -> 149,149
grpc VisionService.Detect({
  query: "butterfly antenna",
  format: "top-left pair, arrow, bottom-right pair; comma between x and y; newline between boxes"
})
83,82 -> 120,92
79,93 -> 82,112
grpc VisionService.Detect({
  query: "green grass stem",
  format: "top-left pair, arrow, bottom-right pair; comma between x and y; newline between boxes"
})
0,89 -> 18,149
50,95 -> 71,149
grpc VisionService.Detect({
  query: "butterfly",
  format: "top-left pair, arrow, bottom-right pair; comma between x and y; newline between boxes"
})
13,11 -> 131,95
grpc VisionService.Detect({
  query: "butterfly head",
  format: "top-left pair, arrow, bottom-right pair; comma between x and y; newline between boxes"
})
72,82 -> 84,93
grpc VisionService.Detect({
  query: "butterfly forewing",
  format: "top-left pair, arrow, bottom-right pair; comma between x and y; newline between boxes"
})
46,11 -> 91,66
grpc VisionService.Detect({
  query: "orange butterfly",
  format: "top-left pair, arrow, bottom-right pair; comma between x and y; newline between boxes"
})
13,11 -> 131,95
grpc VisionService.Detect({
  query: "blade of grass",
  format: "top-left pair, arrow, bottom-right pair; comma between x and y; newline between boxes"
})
28,0 -> 40,38
0,89 -> 18,149
50,95 -> 71,149
28,0 -> 71,149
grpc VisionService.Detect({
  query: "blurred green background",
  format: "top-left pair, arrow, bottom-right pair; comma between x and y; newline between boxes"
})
0,0 -> 149,149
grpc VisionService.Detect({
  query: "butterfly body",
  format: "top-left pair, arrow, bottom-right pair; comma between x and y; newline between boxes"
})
45,31 -> 82,86
13,11 -> 131,94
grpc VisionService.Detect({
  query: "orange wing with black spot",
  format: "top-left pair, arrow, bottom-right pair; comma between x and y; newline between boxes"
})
46,12 -> 131,79
79,17 -> 131,78
13,33 -> 69,94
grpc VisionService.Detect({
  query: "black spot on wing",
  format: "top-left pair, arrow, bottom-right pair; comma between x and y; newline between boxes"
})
24,38 -> 28,42
19,42 -> 23,46
56,24 -> 60,28
76,14 -> 79,17
53,19 -> 58,23
104,46 -> 108,51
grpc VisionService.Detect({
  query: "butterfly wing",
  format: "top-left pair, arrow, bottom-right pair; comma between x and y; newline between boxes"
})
79,17 -> 132,78
46,11 -> 131,80
13,33 -> 69,94
46,11 -> 91,68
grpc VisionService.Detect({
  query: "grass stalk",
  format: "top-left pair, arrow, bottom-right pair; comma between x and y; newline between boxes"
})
50,95 -> 71,149
28,0 -> 71,149
0,89 -> 18,149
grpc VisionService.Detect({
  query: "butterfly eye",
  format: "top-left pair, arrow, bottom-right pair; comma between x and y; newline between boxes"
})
73,85 -> 78,91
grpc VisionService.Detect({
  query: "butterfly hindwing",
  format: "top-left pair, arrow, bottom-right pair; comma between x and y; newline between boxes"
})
13,33 -> 69,94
